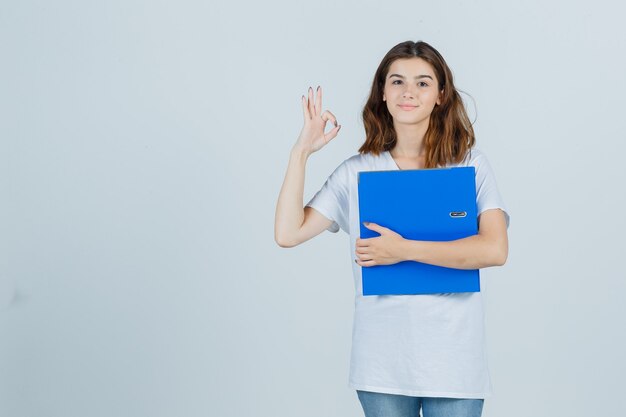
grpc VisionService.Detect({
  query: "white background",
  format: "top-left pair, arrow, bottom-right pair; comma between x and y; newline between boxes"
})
1,1 -> 625,416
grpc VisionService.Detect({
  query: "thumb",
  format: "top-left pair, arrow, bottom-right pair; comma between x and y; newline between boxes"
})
363,222 -> 386,233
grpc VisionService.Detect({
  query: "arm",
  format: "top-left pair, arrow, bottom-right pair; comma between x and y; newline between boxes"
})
400,208 -> 509,269
274,146 -> 334,248
274,85 -> 341,248
355,208 -> 508,269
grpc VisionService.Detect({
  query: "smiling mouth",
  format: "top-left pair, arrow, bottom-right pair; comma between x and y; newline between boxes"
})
398,105 -> 417,110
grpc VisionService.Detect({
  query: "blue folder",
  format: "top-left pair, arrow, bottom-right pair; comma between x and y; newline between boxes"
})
357,166 -> 479,296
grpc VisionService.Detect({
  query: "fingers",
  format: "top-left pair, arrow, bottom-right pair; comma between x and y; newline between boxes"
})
355,247 -> 371,264
321,110 -> 338,127
324,123 -> 341,144
302,86 -> 338,125
301,87 -> 315,120
355,243 -> 375,266
308,86 -> 315,117
321,109 -> 340,143
355,238 -> 369,247
315,85 -> 322,115
301,94 -> 310,120
355,258 -> 375,267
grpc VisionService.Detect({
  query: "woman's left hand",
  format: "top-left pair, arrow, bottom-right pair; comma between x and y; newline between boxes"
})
355,222 -> 407,267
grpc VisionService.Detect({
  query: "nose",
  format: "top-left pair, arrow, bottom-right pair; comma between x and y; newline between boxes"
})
402,84 -> 418,98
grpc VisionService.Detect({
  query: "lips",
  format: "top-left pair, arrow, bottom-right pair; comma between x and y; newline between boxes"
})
398,104 -> 417,110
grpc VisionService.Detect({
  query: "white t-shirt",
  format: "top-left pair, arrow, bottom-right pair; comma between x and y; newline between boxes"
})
305,147 -> 510,399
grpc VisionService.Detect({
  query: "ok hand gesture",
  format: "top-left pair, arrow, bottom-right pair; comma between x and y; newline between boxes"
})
294,86 -> 341,156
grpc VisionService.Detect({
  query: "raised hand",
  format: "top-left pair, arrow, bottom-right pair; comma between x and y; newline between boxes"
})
294,86 -> 341,156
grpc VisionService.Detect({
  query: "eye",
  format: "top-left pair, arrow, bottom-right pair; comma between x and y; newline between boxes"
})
391,80 -> 429,87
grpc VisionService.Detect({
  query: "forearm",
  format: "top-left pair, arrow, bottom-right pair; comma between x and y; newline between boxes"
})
400,234 -> 505,270
274,146 -> 310,245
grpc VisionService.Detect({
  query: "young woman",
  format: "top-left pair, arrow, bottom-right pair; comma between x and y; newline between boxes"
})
274,40 -> 510,417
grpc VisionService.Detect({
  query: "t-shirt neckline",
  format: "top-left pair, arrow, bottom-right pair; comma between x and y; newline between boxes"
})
384,150 -> 401,171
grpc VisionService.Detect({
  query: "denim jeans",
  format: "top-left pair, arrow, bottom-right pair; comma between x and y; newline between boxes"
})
356,390 -> 484,417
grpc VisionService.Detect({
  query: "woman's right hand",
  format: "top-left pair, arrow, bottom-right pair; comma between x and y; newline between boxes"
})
293,86 -> 341,156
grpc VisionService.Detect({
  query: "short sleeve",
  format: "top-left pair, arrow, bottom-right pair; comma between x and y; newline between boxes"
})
470,151 -> 511,229
305,160 -> 350,234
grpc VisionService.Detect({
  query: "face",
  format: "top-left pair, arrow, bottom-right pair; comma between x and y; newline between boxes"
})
382,57 -> 443,127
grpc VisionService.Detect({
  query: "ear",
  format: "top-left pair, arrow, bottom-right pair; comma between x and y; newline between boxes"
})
436,89 -> 443,106
383,92 -> 386,101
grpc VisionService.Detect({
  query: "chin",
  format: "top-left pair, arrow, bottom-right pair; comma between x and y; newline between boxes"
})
394,117 -> 427,125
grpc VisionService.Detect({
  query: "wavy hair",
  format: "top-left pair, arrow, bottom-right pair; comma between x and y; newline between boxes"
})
358,40 -> 475,168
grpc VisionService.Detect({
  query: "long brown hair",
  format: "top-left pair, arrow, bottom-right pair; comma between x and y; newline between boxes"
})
358,40 -> 475,168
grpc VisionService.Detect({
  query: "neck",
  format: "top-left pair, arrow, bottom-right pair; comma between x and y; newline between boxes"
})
390,119 -> 429,158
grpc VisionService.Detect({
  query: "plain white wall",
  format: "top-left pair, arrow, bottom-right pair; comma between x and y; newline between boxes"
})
2,1 -> 625,416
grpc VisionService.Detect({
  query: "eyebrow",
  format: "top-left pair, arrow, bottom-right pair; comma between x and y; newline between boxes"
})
388,73 -> 434,80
